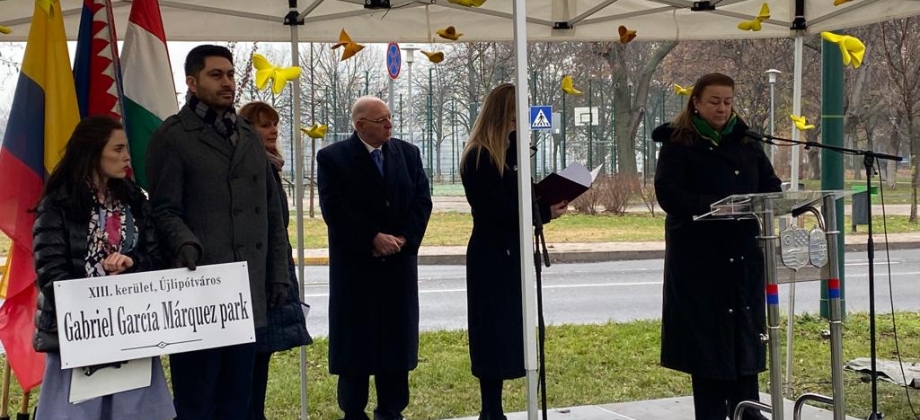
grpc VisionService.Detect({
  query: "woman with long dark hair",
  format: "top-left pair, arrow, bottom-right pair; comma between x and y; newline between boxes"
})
460,83 -> 567,420
32,116 -> 175,420
654,73 -> 780,420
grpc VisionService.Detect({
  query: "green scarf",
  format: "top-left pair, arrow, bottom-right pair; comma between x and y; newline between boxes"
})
692,113 -> 737,145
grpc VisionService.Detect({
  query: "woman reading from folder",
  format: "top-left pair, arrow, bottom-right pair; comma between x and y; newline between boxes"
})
460,83 -> 567,420
32,116 -> 175,420
653,73 -> 781,420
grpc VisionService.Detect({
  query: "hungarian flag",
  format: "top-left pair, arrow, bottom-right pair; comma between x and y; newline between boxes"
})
121,0 -> 177,189
0,0 -> 81,391
73,0 -> 124,122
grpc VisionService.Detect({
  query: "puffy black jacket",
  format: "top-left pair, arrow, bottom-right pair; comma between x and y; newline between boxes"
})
32,182 -> 161,353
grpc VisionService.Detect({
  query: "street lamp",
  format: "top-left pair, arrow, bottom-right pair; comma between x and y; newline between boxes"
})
402,44 -> 420,144
766,69 -> 781,161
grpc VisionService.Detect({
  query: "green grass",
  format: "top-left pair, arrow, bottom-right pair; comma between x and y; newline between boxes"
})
1,212 -> 918,258
801,179 -> 915,205
274,313 -> 920,419
4,313 -> 920,419
237,312 -> 920,419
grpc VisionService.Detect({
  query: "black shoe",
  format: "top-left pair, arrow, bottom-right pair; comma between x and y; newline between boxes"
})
373,410 -> 404,420
477,413 -> 507,420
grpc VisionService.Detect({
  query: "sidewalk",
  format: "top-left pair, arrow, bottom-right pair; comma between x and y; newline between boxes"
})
446,393 -> 856,420
296,232 -> 920,266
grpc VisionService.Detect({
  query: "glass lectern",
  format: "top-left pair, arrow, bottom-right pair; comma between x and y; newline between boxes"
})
696,190 -> 852,420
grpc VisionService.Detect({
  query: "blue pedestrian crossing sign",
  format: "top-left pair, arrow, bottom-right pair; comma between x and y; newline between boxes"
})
530,106 -> 552,130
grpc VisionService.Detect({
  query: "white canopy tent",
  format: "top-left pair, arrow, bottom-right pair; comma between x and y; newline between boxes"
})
3,1 -> 919,419
2,0 -> 920,42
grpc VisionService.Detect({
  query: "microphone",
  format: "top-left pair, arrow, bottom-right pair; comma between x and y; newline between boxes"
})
744,129 -> 775,145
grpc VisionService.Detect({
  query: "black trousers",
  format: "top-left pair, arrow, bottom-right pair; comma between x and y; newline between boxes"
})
170,343 -> 256,420
478,376 -> 504,416
691,374 -> 761,420
337,372 -> 409,420
250,352 -> 273,420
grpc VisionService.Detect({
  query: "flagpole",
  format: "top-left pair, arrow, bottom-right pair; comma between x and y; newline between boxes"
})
1,360 -> 10,420
285,2 -> 308,419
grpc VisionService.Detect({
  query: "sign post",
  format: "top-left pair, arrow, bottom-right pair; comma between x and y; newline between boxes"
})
386,42 -> 401,111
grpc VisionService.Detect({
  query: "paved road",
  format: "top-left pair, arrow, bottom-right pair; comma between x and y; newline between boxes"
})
301,249 -> 920,337
298,195 -> 916,216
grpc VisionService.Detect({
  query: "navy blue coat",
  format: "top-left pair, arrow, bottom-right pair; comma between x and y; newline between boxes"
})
653,121 -> 781,380
254,167 -> 312,354
317,134 -> 432,375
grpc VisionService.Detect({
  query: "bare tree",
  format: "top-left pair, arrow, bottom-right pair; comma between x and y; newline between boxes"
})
880,18 -> 920,222
599,40 -> 677,175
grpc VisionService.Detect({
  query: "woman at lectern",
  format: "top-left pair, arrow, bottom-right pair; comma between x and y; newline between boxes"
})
653,73 -> 781,420
32,116 -> 175,420
460,83 -> 568,420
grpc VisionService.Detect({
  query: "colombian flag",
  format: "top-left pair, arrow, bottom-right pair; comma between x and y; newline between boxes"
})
0,0 -> 80,391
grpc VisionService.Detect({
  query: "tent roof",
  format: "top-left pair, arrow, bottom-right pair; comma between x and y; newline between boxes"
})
1,0 -> 919,43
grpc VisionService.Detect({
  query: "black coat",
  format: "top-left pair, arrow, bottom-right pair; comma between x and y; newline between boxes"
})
147,106 -> 290,329
461,136 -> 551,379
317,134 -> 432,375
653,121 -> 781,380
32,182 -> 160,353
254,167 -> 313,354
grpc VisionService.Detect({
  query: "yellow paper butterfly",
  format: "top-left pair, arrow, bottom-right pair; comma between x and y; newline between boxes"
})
561,75 -> 583,95
618,25 -> 637,44
447,0 -> 486,7
37,0 -> 54,17
331,29 -> 365,62
301,124 -> 328,139
674,84 -> 693,96
436,26 -> 462,41
252,54 -> 301,95
737,3 -> 770,31
790,115 -> 815,131
821,31 -> 866,69
421,51 -> 444,64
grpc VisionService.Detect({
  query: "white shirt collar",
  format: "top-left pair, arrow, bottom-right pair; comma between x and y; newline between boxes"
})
358,135 -> 382,156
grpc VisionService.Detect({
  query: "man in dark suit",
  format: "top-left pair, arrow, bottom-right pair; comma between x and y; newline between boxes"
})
146,45 -> 289,419
317,96 -> 432,420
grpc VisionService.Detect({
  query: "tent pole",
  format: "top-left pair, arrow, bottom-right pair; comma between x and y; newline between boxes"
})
285,2 -> 308,419
791,34 -> 803,191
511,0 -> 538,419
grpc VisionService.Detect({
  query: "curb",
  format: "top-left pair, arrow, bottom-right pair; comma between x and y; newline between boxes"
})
4,242 -> 915,269
295,241 -> 920,266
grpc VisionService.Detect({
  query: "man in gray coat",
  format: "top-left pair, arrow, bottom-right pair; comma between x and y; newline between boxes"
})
146,44 -> 289,419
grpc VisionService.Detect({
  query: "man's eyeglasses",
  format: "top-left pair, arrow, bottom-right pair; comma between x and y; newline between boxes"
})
360,116 -> 392,125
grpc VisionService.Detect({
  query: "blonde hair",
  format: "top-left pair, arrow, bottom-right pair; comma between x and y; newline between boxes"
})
670,73 -> 735,145
461,83 -> 516,177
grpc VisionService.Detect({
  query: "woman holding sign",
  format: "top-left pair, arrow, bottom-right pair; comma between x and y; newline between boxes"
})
653,73 -> 780,420
32,116 -> 175,420
460,83 -> 567,420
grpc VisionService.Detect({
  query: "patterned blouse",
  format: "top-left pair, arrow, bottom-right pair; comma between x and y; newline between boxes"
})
84,189 -> 136,277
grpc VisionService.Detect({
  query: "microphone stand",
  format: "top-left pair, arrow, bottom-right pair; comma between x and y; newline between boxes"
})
749,131 -> 902,420
530,181 -> 550,420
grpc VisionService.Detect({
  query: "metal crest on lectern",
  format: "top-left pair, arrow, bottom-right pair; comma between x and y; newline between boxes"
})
808,226 -> 828,268
780,224 -> 809,270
